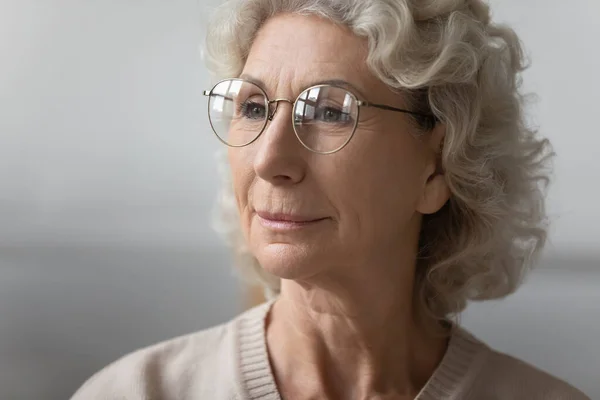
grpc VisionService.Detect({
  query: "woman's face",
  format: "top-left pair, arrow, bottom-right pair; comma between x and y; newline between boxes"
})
229,14 -> 448,282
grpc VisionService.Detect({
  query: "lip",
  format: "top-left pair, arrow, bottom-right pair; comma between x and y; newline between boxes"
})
256,211 -> 325,222
256,211 -> 328,230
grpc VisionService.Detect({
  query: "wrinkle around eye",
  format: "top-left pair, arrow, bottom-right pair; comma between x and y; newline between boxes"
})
356,111 -> 380,128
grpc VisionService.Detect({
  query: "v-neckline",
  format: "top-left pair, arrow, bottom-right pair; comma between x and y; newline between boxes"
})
236,299 -> 485,400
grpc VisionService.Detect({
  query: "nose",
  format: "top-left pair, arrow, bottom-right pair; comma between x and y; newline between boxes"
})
252,100 -> 306,185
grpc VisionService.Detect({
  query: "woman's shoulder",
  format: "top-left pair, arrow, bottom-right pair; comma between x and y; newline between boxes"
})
70,303 -> 271,400
460,329 -> 590,399
70,323 -> 234,400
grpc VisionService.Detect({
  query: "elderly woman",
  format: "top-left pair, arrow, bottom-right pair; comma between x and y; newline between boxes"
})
72,0 -> 590,399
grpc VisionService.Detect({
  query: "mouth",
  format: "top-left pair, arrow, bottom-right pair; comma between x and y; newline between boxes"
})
256,211 -> 326,222
256,211 -> 329,230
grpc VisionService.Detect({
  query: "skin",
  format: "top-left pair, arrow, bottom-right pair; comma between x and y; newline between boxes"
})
228,13 -> 451,400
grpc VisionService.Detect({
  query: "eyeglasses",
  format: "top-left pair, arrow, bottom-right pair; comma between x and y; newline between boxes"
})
203,78 -> 436,154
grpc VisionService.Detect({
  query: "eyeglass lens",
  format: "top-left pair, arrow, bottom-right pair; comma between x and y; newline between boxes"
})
207,79 -> 359,153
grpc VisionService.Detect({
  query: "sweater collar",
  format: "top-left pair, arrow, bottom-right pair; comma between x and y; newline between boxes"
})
236,299 -> 486,400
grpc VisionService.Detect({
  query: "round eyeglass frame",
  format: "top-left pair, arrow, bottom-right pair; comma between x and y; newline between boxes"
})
203,78 -> 436,155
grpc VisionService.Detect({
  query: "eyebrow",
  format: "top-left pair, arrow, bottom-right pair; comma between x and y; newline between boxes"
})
238,74 -> 367,99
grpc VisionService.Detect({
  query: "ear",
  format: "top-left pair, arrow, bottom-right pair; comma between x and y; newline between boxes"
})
416,123 -> 451,215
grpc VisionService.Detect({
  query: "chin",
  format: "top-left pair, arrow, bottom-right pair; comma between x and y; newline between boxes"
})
254,242 -> 325,281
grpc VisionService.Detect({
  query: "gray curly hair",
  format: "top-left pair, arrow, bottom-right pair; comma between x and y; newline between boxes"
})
203,0 -> 553,321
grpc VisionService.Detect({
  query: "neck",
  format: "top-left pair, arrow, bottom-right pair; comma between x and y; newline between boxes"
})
265,266 -> 449,399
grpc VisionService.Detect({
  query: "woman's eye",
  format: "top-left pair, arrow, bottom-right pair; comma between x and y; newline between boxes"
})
317,107 -> 350,123
239,101 -> 266,119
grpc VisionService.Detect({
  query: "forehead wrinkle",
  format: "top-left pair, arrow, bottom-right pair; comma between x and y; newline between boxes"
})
243,14 -> 371,97
242,58 -> 370,101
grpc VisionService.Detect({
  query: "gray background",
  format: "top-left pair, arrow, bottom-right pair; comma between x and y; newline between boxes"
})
0,0 -> 598,399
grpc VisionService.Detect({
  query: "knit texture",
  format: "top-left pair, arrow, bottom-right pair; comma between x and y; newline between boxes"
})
71,299 -> 590,399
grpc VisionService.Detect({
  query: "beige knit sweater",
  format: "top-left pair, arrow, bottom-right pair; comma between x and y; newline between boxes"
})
71,299 -> 590,400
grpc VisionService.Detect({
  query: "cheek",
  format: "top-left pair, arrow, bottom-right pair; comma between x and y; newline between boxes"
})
331,132 -> 426,226
228,149 -> 254,217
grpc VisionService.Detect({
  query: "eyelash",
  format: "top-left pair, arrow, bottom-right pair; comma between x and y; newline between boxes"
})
238,100 -> 267,119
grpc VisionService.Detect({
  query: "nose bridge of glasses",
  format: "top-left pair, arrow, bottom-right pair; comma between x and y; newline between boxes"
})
267,98 -> 294,121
